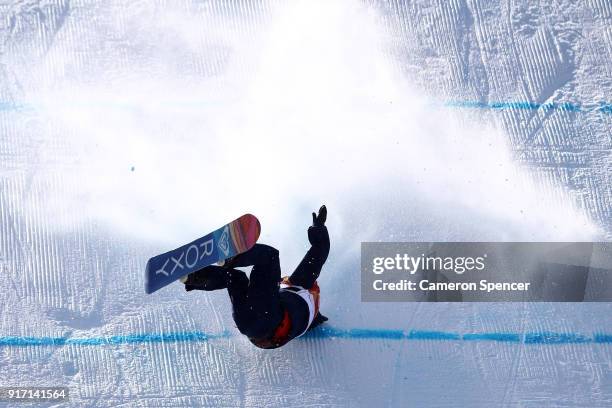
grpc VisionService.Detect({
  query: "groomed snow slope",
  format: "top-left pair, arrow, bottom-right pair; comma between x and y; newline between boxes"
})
1,0 -> 611,406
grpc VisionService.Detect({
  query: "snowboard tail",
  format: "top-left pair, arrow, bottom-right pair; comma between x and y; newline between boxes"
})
145,214 -> 260,294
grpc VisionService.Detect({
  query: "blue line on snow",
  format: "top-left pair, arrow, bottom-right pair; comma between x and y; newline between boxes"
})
308,327 -> 405,339
407,330 -> 461,340
462,333 -> 521,342
443,100 -> 612,113
0,331 -> 232,346
0,100 -> 610,113
594,334 -> 612,343
1,329 -> 612,346
524,332 -> 593,344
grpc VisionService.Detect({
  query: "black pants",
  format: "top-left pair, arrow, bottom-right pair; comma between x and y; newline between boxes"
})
186,228 -> 329,339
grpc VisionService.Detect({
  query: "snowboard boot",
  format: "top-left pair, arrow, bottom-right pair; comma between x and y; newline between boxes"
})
181,273 -> 197,292
182,265 -> 231,292
308,312 -> 329,331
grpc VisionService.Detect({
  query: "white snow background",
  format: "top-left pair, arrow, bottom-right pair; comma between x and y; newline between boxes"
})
0,0 -> 611,406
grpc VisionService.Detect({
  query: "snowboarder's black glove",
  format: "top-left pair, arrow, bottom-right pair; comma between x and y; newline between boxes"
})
308,205 -> 329,247
311,205 -> 327,227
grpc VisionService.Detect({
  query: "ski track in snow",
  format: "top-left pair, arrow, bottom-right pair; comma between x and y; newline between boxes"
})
1,0 -> 612,407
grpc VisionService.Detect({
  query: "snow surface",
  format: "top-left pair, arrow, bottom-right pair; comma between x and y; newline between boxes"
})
0,0 -> 611,406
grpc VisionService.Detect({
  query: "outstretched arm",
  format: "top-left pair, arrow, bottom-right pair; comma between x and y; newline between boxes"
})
289,205 -> 330,289
308,205 -> 330,259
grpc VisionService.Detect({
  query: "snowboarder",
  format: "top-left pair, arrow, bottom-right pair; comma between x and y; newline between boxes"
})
181,205 -> 330,349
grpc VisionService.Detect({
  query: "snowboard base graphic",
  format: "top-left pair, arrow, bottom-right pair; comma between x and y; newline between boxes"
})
145,214 -> 261,294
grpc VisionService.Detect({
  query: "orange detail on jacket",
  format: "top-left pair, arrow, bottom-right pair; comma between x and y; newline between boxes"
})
249,309 -> 291,349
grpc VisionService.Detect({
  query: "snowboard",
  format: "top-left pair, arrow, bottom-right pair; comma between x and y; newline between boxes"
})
145,214 -> 261,294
